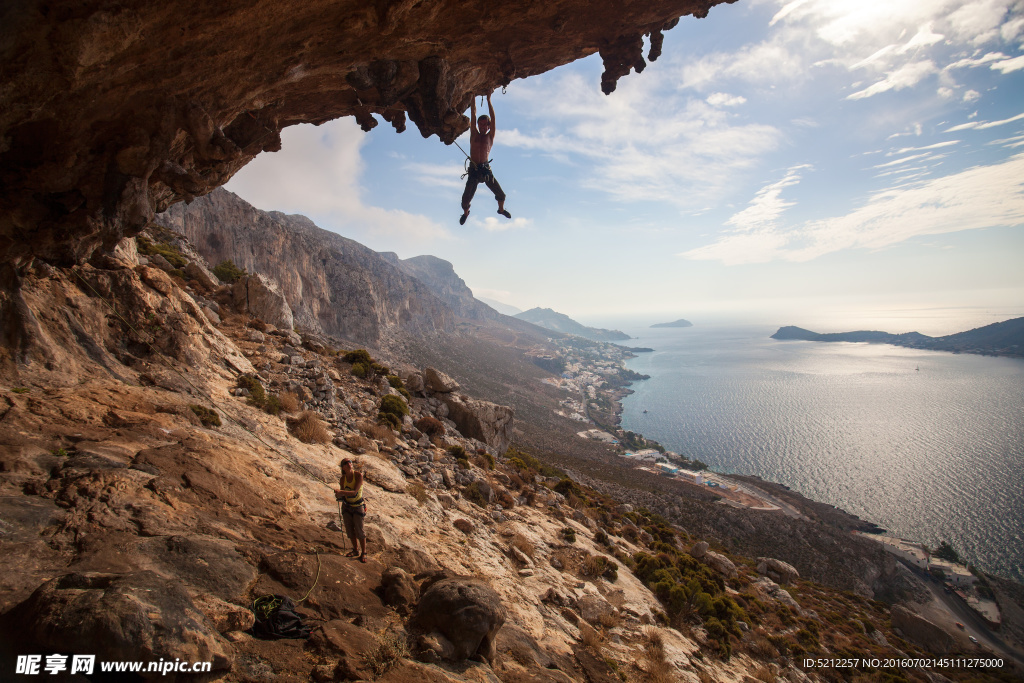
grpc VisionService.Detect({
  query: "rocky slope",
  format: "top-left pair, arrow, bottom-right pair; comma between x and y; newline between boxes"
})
1,0 -> 736,267
156,189 -> 456,346
1,230 -> 1019,682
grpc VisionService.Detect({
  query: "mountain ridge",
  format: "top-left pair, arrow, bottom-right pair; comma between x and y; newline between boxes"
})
514,307 -> 630,342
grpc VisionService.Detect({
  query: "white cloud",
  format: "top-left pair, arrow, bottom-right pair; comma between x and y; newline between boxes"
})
991,54 -> 1024,72
891,140 -> 961,154
726,165 -> 809,231
475,216 -> 533,232
963,88 -> 982,101
847,60 -> 937,99
402,161 -> 467,190
707,92 -> 748,107
873,152 -> 933,168
945,111 -> 1024,131
692,0 -> 1023,103
225,119 -> 452,245
502,70 -> 783,207
682,154 -> 1024,264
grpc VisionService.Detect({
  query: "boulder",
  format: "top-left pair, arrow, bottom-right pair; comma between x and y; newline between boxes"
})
424,367 -> 460,393
404,372 -> 426,394
441,395 -> 514,454
757,557 -> 800,585
412,578 -> 506,663
193,594 -> 255,633
577,593 -> 616,625
890,605 -> 956,654
750,577 -> 802,614
18,572 -> 232,671
381,567 -> 418,614
689,541 -> 708,559
184,260 -> 220,289
231,273 -> 294,330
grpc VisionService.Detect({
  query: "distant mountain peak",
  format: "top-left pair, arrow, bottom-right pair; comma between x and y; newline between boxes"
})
514,307 -> 629,342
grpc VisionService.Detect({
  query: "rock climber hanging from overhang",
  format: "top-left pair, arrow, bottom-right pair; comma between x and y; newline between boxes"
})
459,91 -> 512,225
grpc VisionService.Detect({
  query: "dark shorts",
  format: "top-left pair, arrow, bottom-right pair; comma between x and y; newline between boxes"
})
461,163 -> 506,209
342,503 -> 365,541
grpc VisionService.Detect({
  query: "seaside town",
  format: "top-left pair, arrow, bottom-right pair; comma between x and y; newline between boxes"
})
533,332 -> 1004,637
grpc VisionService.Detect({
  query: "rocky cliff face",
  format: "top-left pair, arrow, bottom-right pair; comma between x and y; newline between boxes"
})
156,188 -> 454,345
0,0 -> 735,268
395,254 -> 497,322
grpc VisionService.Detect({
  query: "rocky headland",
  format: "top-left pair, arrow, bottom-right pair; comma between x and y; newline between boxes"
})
772,320 -> 1024,358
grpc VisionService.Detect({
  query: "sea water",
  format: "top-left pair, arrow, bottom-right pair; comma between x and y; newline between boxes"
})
618,325 -> 1024,583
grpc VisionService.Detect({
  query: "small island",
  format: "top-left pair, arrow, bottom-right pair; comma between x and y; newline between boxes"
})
651,318 -> 693,328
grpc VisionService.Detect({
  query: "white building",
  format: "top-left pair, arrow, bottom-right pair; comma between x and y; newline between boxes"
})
928,559 -> 977,587
857,534 -> 929,569
677,469 -> 704,486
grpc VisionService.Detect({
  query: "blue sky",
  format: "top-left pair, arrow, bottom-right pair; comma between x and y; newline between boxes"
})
226,0 -> 1024,335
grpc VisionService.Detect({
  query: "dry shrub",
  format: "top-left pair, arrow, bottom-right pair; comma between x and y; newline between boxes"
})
363,630 -> 408,678
597,612 -> 621,629
407,482 -> 429,505
278,391 -> 300,413
697,669 -> 715,683
579,623 -> 602,650
752,664 -> 777,683
512,534 -> 535,560
289,411 -> 330,444
749,634 -> 778,663
496,489 -> 516,509
346,434 -> 370,452
551,550 -> 573,572
358,420 -> 396,447
581,553 -> 604,578
507,470 -> 525,490
643,629 -> 673,683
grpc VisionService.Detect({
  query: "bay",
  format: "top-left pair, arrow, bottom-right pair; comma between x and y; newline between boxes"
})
618,324 -> 1024,582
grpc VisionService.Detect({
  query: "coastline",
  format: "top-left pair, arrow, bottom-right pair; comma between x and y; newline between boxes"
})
583,328 -> 1021,585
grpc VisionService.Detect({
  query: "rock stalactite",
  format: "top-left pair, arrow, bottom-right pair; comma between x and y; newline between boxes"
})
1,0 -> 736,268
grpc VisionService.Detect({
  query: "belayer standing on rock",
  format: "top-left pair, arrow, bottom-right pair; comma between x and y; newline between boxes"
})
335,458 -> 367,563
460,91 -> 512,225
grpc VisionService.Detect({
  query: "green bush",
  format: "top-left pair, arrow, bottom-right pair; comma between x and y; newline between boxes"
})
378,411 -> 401,429
351,362 -> 368,378
379,395 -> 409,419
263,394 -> 282,416
137,235 -> 187,268
343,349 -> 373,365
464,481 -> 488,507
190,405 -> 222,427
554,478 -> 581,498
447,444 -> 466,459
561,527 -> 577,543
386,374 -> 405,390
238,375 -> 266,408
212,259 -> 246,283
